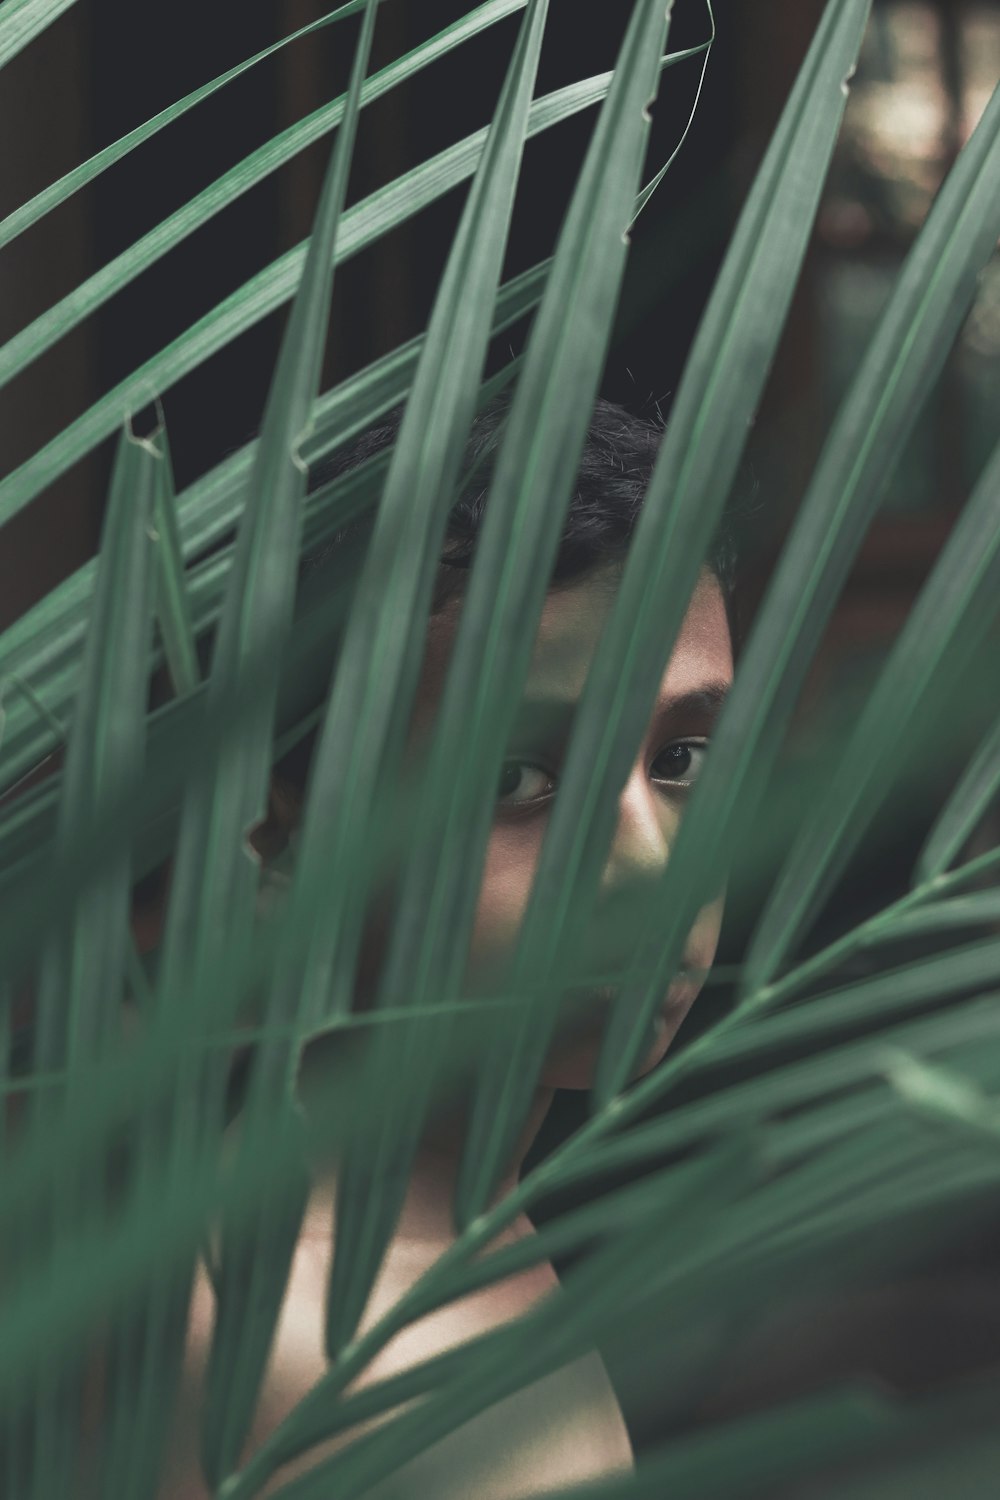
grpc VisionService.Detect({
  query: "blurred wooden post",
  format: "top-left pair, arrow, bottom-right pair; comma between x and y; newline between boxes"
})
0,6 -> 98,629
735,0 -> 828,530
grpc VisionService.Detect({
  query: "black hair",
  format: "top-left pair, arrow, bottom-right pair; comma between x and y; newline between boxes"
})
300,391 -> 743,641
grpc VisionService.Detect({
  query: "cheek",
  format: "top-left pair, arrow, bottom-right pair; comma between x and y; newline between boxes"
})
627,892 -> 726,1080
686,892 -> 725,976
544,892 -> 727,1091
465,822 -> 544,985
352,822 -> 542,1004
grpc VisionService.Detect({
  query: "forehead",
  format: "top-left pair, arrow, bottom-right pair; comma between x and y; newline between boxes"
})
413,565 -> 733,730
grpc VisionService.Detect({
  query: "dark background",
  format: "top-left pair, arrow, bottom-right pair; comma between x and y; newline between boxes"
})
5,0 -> 996,642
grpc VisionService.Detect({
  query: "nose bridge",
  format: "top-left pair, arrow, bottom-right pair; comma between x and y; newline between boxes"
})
601,759 -> 674,895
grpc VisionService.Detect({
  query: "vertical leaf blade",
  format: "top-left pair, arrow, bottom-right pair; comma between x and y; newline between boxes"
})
25,423 -> 159,1500
158,5 -> 384,1488
744,428 -> 1000,991
449,0 -> 677,1230
280,0 -> 552,1364
150,430 -> 200,698
599,67 -> 1000,1093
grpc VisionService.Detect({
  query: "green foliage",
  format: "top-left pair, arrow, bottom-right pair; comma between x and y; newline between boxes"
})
1,2 -> 999,1498
0,0 -> 78,71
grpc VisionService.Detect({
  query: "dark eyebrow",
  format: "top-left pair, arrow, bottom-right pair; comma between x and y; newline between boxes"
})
658,681 -> 732,721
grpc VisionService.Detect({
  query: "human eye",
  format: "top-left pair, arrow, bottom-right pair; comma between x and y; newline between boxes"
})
496,760 -> 555,808
651,739 -> 709,788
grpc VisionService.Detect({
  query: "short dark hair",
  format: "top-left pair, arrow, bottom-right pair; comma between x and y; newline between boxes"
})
267,394 -> 743,801
300,392 -> 742,638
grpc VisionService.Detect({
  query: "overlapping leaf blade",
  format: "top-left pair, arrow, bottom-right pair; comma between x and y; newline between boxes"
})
597,69 -> 1000,1092
0,1 -> 371,251
243,1072 -> 1000,1500
254,0 -> 554,1367
454,0 -> 871,1197
727,82 -> 1000,1002
0,367 -> 522,940
0,0 -> 528,400
29,429 -> 159,1103
313,1 -> 697,1366
542,1385 -> 1000,1500
149,433 -> 200,697
0,264 -> 543,794
551,990 -> 1000,1188
376,0 -> 678,1238
915,692 -> 1000,885
111,6 -> 382,1490
14,424 -> 159,1500
3,3 -> 1000,1497
0,67 -> 623,530
3,959 -> 999,1414
743,429 -> 1000,991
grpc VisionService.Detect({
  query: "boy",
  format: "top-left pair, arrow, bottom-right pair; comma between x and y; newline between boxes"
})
162,393 -> 737,1497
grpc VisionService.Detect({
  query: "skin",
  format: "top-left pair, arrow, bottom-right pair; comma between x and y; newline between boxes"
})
418,561 -> 733,1091
294,561 -> 732,1209
128,561 -> 734,1498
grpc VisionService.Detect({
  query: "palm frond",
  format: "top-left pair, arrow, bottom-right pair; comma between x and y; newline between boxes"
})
598,67 -> 1000,1081
459,0 -> 871,1197
9,423 -> 160,1500
0,266 -> 541,794
746,417 -> 1000,995
104,11 -> 380,1493
915,685 -> 1000,886
0,1 -> 372,250
0,0 -> 76,71
270,0 -> 552,1364
0,65 -> 632,529
149,430 -> 200,698
2,3 -> 1000,1499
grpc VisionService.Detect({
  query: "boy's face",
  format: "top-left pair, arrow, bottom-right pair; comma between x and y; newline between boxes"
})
404,564 -> 734,1089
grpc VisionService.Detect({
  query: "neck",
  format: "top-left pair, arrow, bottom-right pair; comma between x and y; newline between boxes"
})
394,1085 -> 555,1244
295,1030 -> 555,1249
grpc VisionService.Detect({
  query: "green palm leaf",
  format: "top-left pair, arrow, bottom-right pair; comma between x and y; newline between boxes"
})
3,3 -> 1000,1498
97,9 -> 382,1493
543,1384 -> 1000,1500
11,423 -> 159,1499
368,0 -> 675,1241
0,0 -> 372,251
0,0 -> 76,71
149,431 -> 199,697
598,70 -> 1000,1090
28,429 -> 159,1104
915,687 -> 1000,886
267,0 -> 552,1368
456,0 -> 871,1209
554,989 -> 1000,1186
0,67 -> 627,531
0,0 -> 527,399
0,268 -> 540,794
242,1079 -> 1000,1499
743,430 -> 1000,992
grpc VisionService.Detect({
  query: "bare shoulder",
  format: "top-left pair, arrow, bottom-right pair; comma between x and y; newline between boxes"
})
160,1181 -> 633,1499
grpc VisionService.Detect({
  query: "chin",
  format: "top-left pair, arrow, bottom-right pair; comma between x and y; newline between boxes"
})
541,976 -> 701,1091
